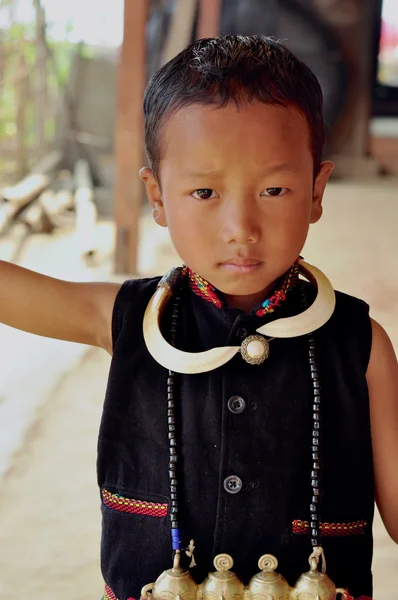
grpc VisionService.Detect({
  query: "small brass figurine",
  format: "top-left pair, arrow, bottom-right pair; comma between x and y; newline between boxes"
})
141,551 -> 198,600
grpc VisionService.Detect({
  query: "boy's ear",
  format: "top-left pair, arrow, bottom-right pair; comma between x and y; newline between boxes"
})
310,160 -> 334,224
139,167 -> 167,227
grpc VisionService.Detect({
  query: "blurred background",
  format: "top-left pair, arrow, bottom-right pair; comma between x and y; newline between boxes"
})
0,0 -> 397,598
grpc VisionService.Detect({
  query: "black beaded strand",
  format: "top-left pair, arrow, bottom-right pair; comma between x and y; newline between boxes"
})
302,285 -> 323,548
166,280 -> 324,554
168,294 -> 182,552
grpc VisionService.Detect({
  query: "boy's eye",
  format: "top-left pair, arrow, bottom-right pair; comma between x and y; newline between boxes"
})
192,188 -> 217,200
260,187 -> 288,197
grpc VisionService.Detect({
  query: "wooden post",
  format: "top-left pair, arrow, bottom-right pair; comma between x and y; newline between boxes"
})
114,0 -> 148,274
161,0 -> 198,64
196,0 -> 222,39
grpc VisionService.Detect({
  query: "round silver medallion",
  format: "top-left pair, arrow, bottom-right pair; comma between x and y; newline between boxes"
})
240,334 -> 270,365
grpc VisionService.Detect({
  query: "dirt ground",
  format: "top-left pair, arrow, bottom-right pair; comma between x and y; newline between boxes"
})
0,347 -> 108,600
0,180 -> 397,599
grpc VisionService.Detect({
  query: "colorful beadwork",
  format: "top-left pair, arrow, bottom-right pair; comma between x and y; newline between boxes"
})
102,489 -> 168,517
292,519 -> 367,537
255,260 -> 299,317
188,260 -> 299,315
188,270 -> 223,308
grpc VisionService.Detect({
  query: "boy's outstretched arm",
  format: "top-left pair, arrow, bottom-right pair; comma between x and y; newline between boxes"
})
367,318 -> 398,544
0,260 -> 120,354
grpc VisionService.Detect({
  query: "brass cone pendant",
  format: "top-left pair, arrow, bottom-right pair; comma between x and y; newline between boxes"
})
140,552 -> 197,600
291,550 -> 347,599
140,548 -> 348,600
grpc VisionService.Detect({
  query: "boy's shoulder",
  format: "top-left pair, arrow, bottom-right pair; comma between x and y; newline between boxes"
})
333,289 -> 369,314
114,275 -> 163,313
320,289 -> 372,370
329,288 -> 371,345
117,275 -> 162,302
111,276 -> 161,343
329,289 -> 370,330
302,282 -> 370,326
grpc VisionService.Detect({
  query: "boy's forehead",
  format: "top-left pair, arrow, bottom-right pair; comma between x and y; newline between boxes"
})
160,102 -> 313,173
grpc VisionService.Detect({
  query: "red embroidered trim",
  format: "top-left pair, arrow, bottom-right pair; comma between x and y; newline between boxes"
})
292,519 -> 367,537
343,592 -> 372,600
102,489 -> 168,517
102,584 -> 118,600
102,584 -> 135,600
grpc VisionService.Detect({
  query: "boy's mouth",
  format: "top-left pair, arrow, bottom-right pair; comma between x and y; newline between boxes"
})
220,258 -> 263,274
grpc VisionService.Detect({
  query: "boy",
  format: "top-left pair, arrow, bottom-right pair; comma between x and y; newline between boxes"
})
0,35 -> 397,600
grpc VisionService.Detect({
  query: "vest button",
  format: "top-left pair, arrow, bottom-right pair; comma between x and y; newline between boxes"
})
227,396 -> 246,414
223,475 -> 243,494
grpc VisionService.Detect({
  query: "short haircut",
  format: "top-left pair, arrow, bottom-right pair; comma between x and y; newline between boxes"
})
144,34 -> 324,179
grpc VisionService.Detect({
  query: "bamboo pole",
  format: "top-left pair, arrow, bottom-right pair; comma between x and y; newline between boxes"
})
114,0 -> 148,274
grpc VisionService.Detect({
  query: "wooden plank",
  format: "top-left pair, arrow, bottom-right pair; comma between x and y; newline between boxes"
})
19,190 -> 55,233
196,0 -> 222,39
1,149 -> 61,206
114,0 -> 148,274
0,150 -> 63,235
0,202 -> 17,235
2,174 -> 49,206
20,189 -> 75,233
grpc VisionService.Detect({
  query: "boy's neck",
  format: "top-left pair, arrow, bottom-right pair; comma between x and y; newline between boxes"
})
223,287 -> 274,312
188,261 -> 299,315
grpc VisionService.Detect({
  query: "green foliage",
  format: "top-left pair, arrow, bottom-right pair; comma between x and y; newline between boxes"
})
0,7 -> 98,179
8,20 -> 35,42
80,44 -> 96,60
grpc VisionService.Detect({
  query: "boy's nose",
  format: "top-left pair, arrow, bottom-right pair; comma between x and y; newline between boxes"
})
221,197 -> 261,245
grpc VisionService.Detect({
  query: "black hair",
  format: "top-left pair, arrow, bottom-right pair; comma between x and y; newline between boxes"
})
143,34 -> 324,179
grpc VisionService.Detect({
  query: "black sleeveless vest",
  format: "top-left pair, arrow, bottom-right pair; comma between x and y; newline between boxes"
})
97,277 -> 374,600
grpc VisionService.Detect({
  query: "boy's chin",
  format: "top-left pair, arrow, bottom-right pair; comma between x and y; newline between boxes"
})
214,278 -> 276,299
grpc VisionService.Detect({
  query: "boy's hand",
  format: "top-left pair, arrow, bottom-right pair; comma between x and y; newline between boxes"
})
0,260 -> 120,354
367,318 -> 398,544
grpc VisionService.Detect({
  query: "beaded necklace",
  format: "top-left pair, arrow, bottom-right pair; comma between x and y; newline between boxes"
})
167,276 -> 322,556
140,264 -> 364,599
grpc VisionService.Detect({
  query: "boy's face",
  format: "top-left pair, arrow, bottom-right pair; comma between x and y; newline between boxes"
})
141,101 -> 333,309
